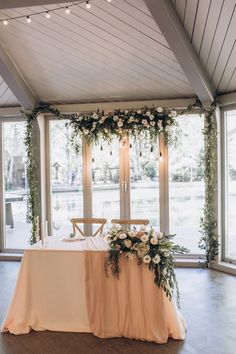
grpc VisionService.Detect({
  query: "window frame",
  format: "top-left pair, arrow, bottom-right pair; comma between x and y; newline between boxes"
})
221,105 -> 236,265
0,116 -> 27,253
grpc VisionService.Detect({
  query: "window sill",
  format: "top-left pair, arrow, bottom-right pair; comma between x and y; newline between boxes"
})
0,253 -> 22,261
210,261 -> 236,275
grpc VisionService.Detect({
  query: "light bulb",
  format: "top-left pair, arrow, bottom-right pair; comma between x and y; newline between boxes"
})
86,1 -> 91,9
26,16 -> 31,23
3,19 -> 8,26
159,152 -> 164,162
107,0 -> 112,2
46,11 -> 51,19
65,6 -> 70,14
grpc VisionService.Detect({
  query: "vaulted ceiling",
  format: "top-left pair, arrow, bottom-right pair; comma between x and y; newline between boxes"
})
0,0 -> 235,108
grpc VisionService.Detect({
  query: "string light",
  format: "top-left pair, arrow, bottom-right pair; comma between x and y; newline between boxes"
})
86,1 -> 91,9
65,6 -> 71,14
0,1 -> 96,25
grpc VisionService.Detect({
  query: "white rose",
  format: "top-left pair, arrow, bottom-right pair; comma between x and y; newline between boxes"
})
143,255 -> 151,264
83,129 -> 89,135
163,268 -> 167,275
153,254 -> 161,264
157,232 -> 163,238
93,113 -> 98,119
150,237 -> 158,245
157,107 -> 163,113
129,231 -> 136,238
78,116 -> 83,121
113,115 -> 119,121
164,251 -> 169,257
141,234 -> 149,242
171,110 -> 177,117
150,121 -> 155,126
119,233 -> 127,239
157,121 -> 163,129
124,239 -> 132,248
140,225 -> 146,231
137,110 -> 141,114
125,110 -> 129,114
128,116 -> 134,123
142,119 -> 147,125
146,111 -> 151,116
150,114 -> 154,120
117,120 -> 123,127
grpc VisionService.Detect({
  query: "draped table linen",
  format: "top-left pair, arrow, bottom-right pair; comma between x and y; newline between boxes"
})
1,237 -> 186,343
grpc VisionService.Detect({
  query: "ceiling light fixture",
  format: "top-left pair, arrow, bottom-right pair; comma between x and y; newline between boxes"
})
86,1 -> 91,9
46,11 -> 51,19
26,16 -> 31,23
65,6 -> 71,14
3,19 -> 8,25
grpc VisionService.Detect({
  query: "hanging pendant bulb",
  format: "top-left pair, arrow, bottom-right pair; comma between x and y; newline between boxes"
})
159,151 -> 163,162
26,16 -> 31,23
110,151 -> 112,156
139,151 -> 142,157
65,6 -> 70,14
45,11 -> 51,19
92,157 -> 95,163
86,1 -> 91,9
129,143 -> 132,149
100,146 -> 103,151
3,19 -> 8,26
150,146 -> 153,153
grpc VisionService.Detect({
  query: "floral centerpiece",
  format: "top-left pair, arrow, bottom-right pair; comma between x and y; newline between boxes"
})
105,224 -> 189,307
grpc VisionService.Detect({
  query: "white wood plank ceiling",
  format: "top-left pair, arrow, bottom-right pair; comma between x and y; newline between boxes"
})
172,0 -> 236,95
0,0 -> 194,105
0,74 -> 19,106
0,0 -> 235,107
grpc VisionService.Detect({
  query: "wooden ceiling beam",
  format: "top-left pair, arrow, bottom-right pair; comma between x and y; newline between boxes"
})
143,0 -> 215,104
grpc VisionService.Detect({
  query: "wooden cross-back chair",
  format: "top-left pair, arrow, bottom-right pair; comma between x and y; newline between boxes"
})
70,218 -> 107,237
111,219 -> 149,227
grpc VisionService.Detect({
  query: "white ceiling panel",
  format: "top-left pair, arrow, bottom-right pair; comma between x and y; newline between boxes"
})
0,75 -> 19,107
0,0 -> 194,105
174,0 -> 236,95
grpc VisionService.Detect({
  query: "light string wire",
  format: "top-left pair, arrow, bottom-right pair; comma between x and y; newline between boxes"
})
0,1 -> 111,24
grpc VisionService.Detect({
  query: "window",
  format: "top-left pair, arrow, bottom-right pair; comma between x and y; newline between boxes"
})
3,121 -> 30,249
129,136 -> 160,228
49,120 -> 83,237
224,110 -> 236,262
169,115 -> 205,253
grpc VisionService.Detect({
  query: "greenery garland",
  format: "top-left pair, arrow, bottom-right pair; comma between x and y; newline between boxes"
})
23,100 -> 218,266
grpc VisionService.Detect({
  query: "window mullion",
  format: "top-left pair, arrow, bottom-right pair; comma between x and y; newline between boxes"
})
159,134 -> 169,233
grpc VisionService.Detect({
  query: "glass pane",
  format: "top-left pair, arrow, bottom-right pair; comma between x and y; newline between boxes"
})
4,121 -> 30,249
50,120 -> 83,237
226,110 -> 236,260
130,136 -> 159,228
91,139 -> 120,221
169,115 -> 205,253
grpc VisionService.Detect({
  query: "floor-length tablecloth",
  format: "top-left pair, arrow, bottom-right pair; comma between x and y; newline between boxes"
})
1,237 -> 186,343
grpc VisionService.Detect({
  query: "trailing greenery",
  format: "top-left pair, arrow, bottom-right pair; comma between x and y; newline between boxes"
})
23,104 -> 65,244
105,224 -> 189,308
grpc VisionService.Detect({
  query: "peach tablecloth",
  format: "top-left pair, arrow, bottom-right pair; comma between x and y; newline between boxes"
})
1,237 -> 186,343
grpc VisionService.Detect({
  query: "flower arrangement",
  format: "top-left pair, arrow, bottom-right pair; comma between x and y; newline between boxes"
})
67,106 -> 179,151
105,224 -> 189,307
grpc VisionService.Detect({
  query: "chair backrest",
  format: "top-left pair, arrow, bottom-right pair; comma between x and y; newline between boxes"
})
111,219 -> 149,227
70,218 -> 107,237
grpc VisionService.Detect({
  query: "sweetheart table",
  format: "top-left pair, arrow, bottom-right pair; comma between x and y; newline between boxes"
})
1,237 -> 186,343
